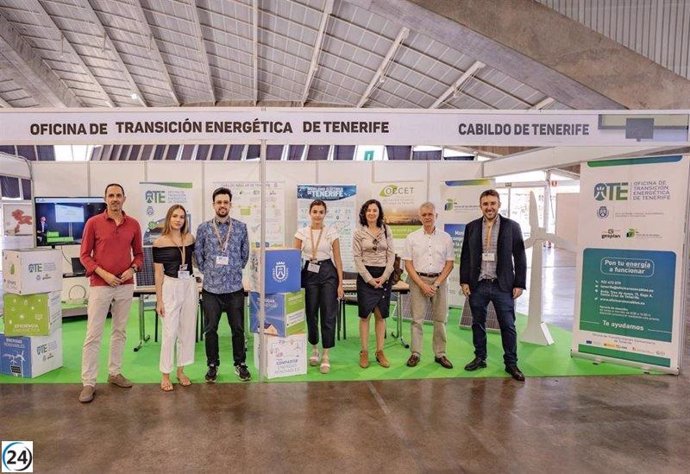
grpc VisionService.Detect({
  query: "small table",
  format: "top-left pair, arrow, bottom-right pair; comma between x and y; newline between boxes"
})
339,280 -> 410,348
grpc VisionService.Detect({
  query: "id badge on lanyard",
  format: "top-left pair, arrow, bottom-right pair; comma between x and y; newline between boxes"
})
178,264 -> 191,279
307,261 -> 321,273
482,252 -> 495,262
216,255 -> 229,265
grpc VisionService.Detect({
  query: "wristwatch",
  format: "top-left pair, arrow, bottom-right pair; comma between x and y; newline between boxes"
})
130,264 -> 138,273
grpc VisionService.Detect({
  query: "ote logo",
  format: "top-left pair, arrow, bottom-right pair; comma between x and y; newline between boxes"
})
593,182 -> 628,201
2,441 -> 33,472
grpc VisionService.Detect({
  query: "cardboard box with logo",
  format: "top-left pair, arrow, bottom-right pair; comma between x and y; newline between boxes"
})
252,332 -> 307,379
3,291 -> 62,337
249,289 -> 306,337
3,249 -> 63,295
249,248 -> 301,294
0,329 -> 63,378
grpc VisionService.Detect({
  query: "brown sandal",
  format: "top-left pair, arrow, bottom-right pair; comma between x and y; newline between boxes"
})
359,350 -> 369,368
375,350 -> 390,368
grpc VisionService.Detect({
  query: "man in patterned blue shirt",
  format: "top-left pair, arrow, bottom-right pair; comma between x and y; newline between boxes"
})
195,187 -> 250,382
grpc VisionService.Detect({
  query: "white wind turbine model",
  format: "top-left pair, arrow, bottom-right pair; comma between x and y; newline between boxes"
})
521,191 -> 576,345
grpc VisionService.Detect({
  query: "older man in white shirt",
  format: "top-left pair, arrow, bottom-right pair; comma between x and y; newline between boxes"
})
402,202 -> 455,369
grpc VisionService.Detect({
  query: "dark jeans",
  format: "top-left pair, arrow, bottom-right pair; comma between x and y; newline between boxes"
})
301,259 -> 338,349
468,279 -> 518,366
202,289 -> 246,367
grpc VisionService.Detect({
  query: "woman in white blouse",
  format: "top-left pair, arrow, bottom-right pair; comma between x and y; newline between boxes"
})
294,199 -> 344,374
352,199 -> 395,368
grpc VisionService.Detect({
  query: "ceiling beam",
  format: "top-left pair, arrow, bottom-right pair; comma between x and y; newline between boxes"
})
531,97 -> 555,110
300,0 -> 334,105
430,60 -> 484,109
252,0 -> 259,105
357,26 -> 409,108
0,96 -> 11,107
185,0 -> 215,103
127,0 -> 180,105
346,0 -> 624,109
483,146 -> 672,177
0,13 -> 81,107
401,0 -> 690,108
80,0 -> 146,106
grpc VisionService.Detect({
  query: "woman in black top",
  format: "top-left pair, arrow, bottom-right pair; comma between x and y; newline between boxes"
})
153,204 -> 197,392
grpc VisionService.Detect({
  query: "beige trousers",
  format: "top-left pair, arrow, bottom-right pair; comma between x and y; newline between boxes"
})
81,284 -> 134,386
409,275 -> 448,357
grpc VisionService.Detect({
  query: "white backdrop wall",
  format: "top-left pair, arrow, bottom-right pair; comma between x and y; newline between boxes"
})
30,160 -> 484,266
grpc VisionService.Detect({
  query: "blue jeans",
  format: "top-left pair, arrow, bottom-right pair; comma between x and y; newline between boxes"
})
468,279 -> 518,366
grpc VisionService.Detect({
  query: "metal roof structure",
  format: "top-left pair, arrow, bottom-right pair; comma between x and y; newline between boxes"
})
1,0 -> 689,163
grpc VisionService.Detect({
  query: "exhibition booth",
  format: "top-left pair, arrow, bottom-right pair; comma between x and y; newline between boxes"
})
0,108 -> 688,382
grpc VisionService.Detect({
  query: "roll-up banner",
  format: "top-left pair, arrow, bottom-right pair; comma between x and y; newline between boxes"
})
439,179 -> 495,307
572,155 -> 689,373
297,185 -> 357,273
140,182 -> 194,245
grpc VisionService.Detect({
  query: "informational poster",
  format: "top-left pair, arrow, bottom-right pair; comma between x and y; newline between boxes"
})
1,202 -> 34,256
440,179 -> 494,307
572,155 -> 689,373
2,202 -> 33,237
213,181 -> 285,248
139,182 -> 193,245
297,184 -> 357,272
372,181 -> 426,247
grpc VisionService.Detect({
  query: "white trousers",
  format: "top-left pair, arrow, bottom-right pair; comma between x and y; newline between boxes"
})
159,276 -> 198,374
81,284 -> 134,386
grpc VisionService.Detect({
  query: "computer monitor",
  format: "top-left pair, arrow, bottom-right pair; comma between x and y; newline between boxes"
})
34,197 -> 106,247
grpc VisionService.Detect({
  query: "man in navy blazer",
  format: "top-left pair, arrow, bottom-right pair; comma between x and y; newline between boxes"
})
460,189 -> 527,381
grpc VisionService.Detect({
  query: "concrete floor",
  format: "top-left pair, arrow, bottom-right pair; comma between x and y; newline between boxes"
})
2,247 -> 689,473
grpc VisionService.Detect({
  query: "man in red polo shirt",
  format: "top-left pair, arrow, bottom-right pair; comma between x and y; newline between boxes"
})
78,183 -> 143,403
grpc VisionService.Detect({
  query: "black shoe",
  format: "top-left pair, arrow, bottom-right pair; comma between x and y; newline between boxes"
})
235,364 -> 251,382
505,365 -> 525,381
434,355 -> 454,369
464,357 -> 487,371
205,365 -> 217,383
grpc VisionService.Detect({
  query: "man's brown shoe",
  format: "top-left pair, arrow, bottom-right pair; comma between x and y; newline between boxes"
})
375,350 -> 390,368
359,350 -> 369,368
107,373 -> 133,388
79,385 -> 95,403
434,355 -> 454,369
406,353 -> 420,367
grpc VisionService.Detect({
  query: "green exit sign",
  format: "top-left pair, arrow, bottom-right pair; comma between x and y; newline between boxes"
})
363,150 -> 374,161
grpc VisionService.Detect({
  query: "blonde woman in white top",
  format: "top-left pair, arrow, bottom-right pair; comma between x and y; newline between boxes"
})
294,199 -> 344,374
352,199 -> 395,369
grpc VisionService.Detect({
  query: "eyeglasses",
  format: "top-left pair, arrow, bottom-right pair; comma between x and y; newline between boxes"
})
372,238 -> 378,252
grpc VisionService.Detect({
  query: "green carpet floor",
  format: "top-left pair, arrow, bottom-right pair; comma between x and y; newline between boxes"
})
0,303 -> 645,384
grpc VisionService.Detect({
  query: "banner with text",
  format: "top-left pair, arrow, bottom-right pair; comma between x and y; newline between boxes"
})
212,181 -> 286,248
297,185 -> 357,273
572,155 -> 689,373
2,109 -> 687,146
373,181 -> 426,252
440,179 -> 495,307
140,182 -> 194,245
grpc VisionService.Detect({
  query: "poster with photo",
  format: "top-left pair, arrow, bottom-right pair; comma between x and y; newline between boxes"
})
297,185 -> 357,272
372,181 -> 426,245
